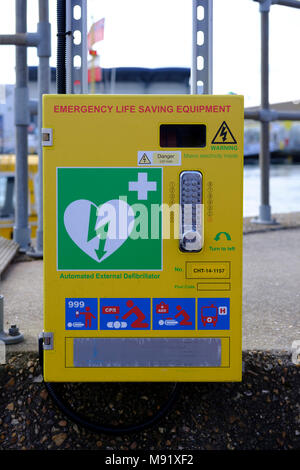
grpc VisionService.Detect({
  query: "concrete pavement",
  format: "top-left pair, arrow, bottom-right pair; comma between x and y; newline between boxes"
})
1,257 -> 43,352
1,213 -> 300,354
242,227 -> 300,350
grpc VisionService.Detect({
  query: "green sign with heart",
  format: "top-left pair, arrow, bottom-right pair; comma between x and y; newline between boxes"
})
57,167 -> 162,271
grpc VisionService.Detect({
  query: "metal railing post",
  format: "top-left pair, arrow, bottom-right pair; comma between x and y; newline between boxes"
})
250,0 -> 300,223
35,0 -> 51,256
13,0 -> 31,249
253,0 -> 277,224
191,0 -> 213,94
0,0 -> 51,256
66,0 -> 88,94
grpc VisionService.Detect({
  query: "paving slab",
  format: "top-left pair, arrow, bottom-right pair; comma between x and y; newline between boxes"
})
0,258 -> 43,352
242,227 -> 300,351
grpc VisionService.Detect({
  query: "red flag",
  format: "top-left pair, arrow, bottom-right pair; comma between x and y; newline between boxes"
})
88,67 -> 102,83
88,18 -> 105,49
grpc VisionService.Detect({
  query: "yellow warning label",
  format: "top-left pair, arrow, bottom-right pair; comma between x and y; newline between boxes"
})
211,121 -> 237,144
139,153 -> 151,164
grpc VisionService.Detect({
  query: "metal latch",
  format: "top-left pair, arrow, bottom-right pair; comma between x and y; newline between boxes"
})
42,332 -> 54,350
41,128 -> 53,146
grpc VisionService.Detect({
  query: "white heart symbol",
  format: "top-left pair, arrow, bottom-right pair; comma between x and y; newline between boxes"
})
64,199 -> 135,263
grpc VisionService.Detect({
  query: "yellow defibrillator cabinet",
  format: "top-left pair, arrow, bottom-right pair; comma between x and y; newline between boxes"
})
42,94 -> 243,383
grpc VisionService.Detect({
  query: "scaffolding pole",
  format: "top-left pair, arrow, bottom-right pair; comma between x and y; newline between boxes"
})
191,0 -> 213,94
0,0 -> 51,253
251,0 -> 300,223
257,4 -> 274,223
35,0 -> 51,255
14,0 -> 31,249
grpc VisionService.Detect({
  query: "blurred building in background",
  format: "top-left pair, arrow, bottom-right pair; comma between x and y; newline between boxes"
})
1,66 -> 300,158
0,66 -> 191,154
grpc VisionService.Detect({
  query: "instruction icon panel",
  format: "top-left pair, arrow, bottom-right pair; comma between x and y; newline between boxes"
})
100,298 -> 151,330
153,298 -> 196,330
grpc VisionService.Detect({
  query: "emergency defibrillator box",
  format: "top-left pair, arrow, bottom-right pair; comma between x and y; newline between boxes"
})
42,94 -> 243,383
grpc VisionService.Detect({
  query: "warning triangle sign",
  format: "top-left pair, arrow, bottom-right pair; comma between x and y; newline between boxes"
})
211,121 -> 237,144
139,153 -> 151,164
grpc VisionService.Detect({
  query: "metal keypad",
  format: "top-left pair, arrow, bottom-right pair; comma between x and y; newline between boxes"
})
179,171 -> 203,252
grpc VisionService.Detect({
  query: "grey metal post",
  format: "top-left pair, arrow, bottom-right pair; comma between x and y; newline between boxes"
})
110,67 -> 116,94
13,0 -> 31,250
66,0 -> 73,94
252,0 -> 276,224
0,295 -> 24,345
260,5 -> 272,222
81,0 -> 88,93
191,0 -> 198,94
0,2 -> 50,256
34,0 -> 51,256
66,0 -> 88,93
274,0 -> 300,7
191,0 -> 213,94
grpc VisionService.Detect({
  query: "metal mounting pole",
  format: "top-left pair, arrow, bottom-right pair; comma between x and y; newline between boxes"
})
191,0 -> 213,94
13,0 -> 31,250
34,0 -> 51,256
252,0 -> 277,224
0,1 -> 51,253
0,0 -> 51,344
250,0 -> 300,223
66,0 -> 88,93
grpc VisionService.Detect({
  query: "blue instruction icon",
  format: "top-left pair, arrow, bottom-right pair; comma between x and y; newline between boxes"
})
100,298 -> 151,330
153,298 -> 196,330
197,298 -> 230,330
65,298 -> 98,330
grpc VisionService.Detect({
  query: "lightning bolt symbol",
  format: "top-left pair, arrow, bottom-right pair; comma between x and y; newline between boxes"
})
87,204 -> 109,261
220,125 -> 227,142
